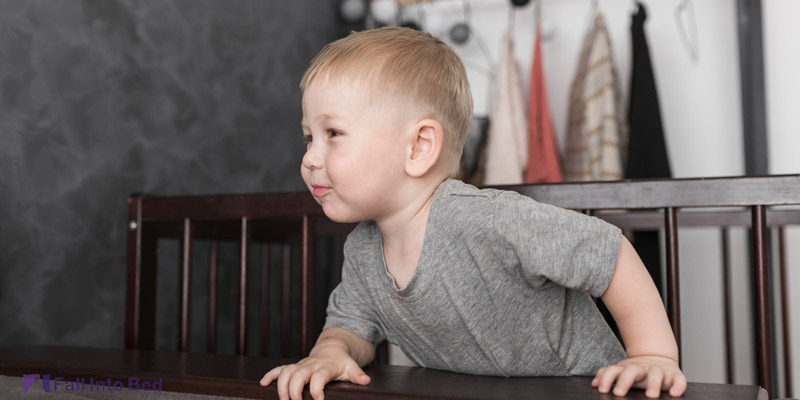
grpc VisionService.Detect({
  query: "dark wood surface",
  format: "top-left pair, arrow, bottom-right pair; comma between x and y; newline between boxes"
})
0,346 -> 762,399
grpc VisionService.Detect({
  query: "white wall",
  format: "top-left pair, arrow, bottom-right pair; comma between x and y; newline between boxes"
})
390,0 -> 799,394
764,0 -> 800,396
764,1 -> 800,176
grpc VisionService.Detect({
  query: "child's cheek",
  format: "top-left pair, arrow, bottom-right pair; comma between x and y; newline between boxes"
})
326,152 -> 352,176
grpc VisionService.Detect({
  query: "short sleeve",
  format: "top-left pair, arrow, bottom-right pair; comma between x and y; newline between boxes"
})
494,192 -> 621,297
322,239 -> 385,344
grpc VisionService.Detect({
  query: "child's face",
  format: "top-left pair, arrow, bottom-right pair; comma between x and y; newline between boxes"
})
300,75 -> 409,223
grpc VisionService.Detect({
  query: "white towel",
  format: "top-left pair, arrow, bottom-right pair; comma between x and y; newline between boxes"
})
484,33 -> 528,185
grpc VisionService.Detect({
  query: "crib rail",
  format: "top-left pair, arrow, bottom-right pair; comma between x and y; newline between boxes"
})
124,175 -> 800,398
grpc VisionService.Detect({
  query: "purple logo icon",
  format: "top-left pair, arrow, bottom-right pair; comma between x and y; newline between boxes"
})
22,374 -> 50,393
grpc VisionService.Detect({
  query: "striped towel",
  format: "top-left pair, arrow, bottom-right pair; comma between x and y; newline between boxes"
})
563,12 -> 627,181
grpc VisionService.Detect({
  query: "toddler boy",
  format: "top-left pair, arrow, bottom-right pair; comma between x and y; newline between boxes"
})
261,27 -> 685,400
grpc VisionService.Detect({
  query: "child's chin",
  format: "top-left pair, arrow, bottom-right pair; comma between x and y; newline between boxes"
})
325,213 -> 358,224
321,206 -> 356,224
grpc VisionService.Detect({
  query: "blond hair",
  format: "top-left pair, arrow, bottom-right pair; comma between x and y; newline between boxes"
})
300,27 -> 473,178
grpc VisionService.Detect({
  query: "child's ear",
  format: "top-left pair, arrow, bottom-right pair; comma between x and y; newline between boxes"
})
405,119 -> 444,178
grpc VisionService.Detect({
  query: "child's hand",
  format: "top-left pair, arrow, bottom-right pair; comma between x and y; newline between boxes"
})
592,355 -> 687,398
259,351 -> 371,400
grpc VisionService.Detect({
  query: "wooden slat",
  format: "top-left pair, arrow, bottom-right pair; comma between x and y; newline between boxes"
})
261,244 -> 270,357
381,341 -> 390,365
138,231 -> 158,350
778,227 -> 793,398
721,228 -> 734,384
237,218 -> 250,356
125,196 -> 143,349
179,218 -> 193,352
664,207 -> 681,365
282,244 -> 291,357
300,215 -> 312,357
751,205 -> 773,397
208,241 -> 218,354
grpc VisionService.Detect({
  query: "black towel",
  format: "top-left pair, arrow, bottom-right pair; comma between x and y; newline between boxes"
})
626,2 -> 672,296
627,1 -> 672,179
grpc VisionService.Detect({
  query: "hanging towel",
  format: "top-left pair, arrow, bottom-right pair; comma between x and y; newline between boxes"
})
484,33 -> 528,185
524,21 -> 562,183
626,2 -> 672,179
626,2 -> 672,295
563,12 -> 627,181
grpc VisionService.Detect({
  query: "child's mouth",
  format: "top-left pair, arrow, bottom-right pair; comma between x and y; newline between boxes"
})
312,186 -> 332,197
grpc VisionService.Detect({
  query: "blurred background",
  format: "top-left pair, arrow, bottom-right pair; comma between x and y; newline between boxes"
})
0,0 -> 797,395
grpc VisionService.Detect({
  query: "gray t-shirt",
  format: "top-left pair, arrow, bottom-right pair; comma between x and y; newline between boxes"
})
323,179 -> 626,376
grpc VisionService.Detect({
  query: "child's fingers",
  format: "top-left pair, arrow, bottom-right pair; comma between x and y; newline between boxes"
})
276,364 -> 301,400
595,365 -> 623,393
644,368 -> 665,398
289,366 -> 316,400
346,365 -> 371,386
309,367 -> 335,400
668,372 -> 688,397
260,366 -> 284,386
612,365 -> 646,396
591,367 -> 606,387
660,371 -> 674,390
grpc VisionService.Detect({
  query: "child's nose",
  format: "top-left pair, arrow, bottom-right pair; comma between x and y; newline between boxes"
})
302,145 -> 323,170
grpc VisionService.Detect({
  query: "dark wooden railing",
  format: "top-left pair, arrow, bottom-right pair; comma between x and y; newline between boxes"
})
124,175 -> 800,398
124,192 -> 355,359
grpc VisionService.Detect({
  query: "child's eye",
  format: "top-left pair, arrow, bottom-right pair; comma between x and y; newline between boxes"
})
302,134 -> 312,144
327,129 -> 342,138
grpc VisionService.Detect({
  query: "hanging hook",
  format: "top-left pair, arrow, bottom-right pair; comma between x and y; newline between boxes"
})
449,0 -> 471,44
398,0 -> 424,30
447,0 -> 496,79
675,0 -> 699,62
508,0 -> 530,35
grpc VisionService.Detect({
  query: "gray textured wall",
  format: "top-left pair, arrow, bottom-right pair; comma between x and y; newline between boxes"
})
0,0 -> 349,350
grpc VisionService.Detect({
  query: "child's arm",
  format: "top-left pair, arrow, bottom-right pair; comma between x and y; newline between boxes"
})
260,327 -> 375,400
593,235 -> 687,398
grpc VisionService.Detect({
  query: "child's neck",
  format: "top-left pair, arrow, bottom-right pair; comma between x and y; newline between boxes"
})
375,175 -> 444,239
376,177 -> 444,289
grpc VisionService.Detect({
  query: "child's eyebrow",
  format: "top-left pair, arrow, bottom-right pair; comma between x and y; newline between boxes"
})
317,113 -> 343,123
300,114 -> 344,134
